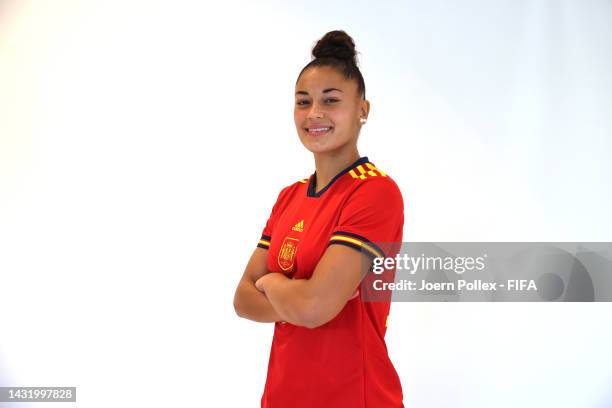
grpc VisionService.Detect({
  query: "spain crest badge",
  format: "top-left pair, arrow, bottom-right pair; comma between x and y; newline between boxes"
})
278,236 -> 299,271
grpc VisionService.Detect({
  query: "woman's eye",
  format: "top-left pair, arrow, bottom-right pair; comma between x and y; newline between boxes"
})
295,99 -> 338,106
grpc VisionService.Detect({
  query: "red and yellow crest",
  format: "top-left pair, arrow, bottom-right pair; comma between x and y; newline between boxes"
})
278,236 -> 299,271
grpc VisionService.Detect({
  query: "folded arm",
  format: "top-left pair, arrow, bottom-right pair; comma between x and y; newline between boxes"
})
255,244 -> 369,329
233,247 -> 285,323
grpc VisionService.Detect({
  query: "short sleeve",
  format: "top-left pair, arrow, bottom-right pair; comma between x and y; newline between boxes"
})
256,186 -> 289,250
328,179 -> 404,259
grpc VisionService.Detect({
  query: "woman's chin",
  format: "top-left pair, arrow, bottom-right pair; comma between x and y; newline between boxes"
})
300,137 -> 357,156
299,137 -> 339,154
302,143 -> 336,155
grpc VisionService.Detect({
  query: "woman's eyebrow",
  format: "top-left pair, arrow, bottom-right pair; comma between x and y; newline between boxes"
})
295,88 -> 344,96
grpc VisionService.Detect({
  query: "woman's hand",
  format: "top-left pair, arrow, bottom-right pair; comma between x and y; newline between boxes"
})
255,272 -> 287,293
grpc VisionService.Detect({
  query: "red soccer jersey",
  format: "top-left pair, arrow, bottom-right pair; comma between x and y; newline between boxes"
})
256,156 -> 405,408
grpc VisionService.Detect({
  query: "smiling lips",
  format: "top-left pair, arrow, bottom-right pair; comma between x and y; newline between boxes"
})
305,126 -> 333,136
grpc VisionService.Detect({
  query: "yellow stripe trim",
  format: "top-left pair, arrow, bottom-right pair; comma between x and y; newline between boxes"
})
356,165 -> 367,179
366,162 -> 387,176
258,239 -> 270,246
329,235 -> 383,258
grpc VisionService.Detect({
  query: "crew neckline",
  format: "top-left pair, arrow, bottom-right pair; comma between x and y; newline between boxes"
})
306,156 -> 370,198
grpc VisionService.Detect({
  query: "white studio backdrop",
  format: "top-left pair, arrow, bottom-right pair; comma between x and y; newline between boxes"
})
0,0 -> 611,407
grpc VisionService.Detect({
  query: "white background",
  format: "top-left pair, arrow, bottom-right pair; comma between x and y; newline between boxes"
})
1,0 -> 611,407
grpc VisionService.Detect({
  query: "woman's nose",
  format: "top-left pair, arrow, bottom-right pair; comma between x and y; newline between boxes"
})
307,102 -> 324,119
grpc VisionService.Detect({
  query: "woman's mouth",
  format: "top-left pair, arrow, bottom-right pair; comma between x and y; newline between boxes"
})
305,126 -> 333,136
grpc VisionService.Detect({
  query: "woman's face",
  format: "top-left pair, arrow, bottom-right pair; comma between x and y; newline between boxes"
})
294,66 -> 369,155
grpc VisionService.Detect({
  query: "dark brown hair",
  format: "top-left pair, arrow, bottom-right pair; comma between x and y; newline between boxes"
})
297,30 -> 366,99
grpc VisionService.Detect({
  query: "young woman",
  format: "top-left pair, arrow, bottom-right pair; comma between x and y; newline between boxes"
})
233,30 -> 405,408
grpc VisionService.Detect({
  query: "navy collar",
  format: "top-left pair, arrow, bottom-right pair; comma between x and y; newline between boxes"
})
307,156 -> 370,198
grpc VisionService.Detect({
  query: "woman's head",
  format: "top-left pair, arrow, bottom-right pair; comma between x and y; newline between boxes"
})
294,30 -> 370,155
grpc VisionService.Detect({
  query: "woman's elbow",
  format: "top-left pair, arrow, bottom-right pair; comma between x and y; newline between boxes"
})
297,300 -> 336,329
300,314 -> 332,329
233,289 -> 246,318
301,318 -> 324,329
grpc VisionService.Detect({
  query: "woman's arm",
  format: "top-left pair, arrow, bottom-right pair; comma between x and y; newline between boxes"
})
233,248 -> 286,323
255,245 -> 367,329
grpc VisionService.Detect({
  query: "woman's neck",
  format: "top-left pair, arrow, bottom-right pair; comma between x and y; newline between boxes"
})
314,147 -> 361,193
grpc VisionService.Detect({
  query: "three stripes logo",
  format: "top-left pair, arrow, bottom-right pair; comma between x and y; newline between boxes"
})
292,219 -> 304,232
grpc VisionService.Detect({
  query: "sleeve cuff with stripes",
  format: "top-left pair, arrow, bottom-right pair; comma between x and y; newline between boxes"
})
327,231 -> 385,259
257,234 -> 271,250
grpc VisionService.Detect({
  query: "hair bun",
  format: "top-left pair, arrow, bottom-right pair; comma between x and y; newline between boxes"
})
312,30 -> 357,64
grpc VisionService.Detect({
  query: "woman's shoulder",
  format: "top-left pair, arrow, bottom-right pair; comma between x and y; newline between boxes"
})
270,176 -> 310,204
348,161 -> 403,201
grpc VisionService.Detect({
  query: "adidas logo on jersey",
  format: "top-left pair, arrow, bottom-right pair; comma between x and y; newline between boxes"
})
292,219 -> 304,232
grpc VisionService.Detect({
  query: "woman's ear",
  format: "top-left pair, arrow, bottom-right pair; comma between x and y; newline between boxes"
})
360,99 -> 370,120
